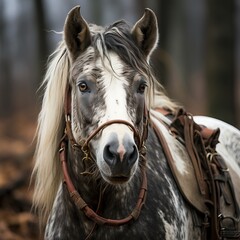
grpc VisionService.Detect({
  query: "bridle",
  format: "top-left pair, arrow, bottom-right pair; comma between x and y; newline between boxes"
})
59,86 -> 149,226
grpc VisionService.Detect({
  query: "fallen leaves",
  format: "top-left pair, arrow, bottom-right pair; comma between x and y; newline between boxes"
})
0,114 -> 40,240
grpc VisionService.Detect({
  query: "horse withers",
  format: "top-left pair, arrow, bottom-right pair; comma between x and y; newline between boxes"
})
32,6 -> 240,239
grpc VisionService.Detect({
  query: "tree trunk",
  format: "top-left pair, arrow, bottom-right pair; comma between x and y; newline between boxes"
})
0,1 -> 12,118
33,0 -> 48,90
206,0 -> 236,125
235,0 -> 240,128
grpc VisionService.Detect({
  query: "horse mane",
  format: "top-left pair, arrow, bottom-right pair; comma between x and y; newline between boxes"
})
32,21 -> 178,224
32,41 -> 69,223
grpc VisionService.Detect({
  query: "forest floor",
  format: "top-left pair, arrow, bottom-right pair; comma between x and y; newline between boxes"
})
0,113 -> 40,240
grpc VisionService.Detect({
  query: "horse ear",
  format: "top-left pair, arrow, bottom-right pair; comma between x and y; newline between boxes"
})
64,6 -> 91,60
131,8 -> 159,60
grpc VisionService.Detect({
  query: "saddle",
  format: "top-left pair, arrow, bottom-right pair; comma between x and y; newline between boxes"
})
151,108 -> 240,240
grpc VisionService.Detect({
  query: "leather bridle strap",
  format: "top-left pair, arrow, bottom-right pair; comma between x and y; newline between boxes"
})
76,119 -> 142,151
59,85 -> 148,226
64,86 -> 147,150
59,139 -> 147,226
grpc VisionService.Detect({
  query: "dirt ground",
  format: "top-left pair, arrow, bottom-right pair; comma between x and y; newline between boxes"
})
0,114 -> 40,240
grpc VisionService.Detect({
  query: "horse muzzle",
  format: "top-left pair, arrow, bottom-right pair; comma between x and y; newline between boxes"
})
82,120 -> 141,184
102,133 -> 139,183
65,116 -> 145,184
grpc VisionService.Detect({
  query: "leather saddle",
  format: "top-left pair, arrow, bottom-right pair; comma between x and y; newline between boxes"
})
150,108 -> 240,240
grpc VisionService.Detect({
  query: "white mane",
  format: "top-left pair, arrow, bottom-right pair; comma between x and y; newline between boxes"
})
32,42 -> 69,222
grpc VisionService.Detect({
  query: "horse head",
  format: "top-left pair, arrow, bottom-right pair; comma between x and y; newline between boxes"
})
64,6 -> 158,185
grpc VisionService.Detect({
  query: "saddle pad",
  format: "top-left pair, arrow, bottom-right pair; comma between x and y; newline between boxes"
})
150,110 -> 208,214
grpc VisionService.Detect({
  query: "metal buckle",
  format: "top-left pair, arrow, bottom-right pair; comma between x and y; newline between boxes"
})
207,152 -> 218,162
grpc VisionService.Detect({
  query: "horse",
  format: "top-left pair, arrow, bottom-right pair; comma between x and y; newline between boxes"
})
32,6 -> 240,239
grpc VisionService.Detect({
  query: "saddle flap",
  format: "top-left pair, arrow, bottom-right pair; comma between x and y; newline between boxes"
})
151,113 -> 209,214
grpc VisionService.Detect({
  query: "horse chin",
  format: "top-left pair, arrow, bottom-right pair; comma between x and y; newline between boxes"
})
100,168 -> 137,185
96,150 -> 139,185
101,173 -> 131,185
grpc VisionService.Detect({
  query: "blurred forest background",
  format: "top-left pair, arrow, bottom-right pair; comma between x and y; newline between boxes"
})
0,0 -> 239,239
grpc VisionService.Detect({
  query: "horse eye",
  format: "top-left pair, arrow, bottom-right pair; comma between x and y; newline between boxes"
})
138,83 -> 147,94
78,82 -> 88,92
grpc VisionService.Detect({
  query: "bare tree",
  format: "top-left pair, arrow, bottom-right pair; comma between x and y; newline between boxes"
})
33,0 -> 49,90
0,1 -> 12,118
206,0 -> 236,124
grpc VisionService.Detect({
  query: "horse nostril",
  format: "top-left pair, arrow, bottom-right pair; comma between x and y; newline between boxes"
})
103,144 -> 117,166
127,145 -> 138,166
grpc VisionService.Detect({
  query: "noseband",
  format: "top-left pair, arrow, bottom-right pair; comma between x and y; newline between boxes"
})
59,86 -> 148,226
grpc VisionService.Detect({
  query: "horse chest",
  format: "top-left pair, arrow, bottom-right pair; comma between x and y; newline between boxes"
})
45,166 -> 199,239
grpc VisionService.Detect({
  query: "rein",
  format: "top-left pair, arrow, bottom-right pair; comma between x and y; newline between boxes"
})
59,87 -> 149,226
